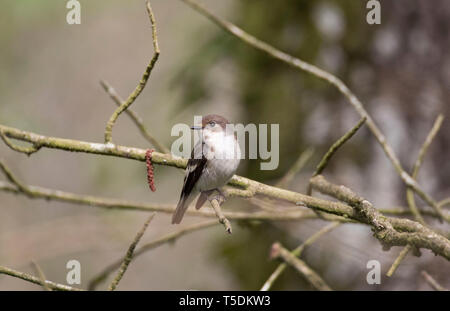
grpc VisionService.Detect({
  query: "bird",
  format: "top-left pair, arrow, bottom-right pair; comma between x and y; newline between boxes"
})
172,114 -> 241,224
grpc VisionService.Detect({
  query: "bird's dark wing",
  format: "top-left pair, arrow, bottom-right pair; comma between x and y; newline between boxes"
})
172,144 -> 207,224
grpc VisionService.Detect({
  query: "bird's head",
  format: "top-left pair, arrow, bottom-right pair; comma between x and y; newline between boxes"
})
191,114 -> 230,134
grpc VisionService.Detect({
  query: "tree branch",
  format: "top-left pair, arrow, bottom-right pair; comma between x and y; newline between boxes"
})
0,129 -> 41,155
310,175 -> 450,260
406,114 -> 445,224
0,155 -> 450,222
277,147 -> 314,188
31,261 -> 51,291
0,124 -> 365,219
386,244 -> 412,277
421,270 -> 448,291
307,117 -> 366,196
270,242 -> 332,291
100,80 -> 169,153
0,265 -> 82,291
108,213 -> 155,291
88,220 -> 217,290
388,115 -> 445,277
261,222 -> 339,291
209,195 -> 232,234
314,117 -> 366,177
103,0 -> 160,144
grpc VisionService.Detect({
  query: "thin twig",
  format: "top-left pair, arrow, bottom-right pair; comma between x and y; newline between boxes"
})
0,265 -> 82,291
108,213 -> 156,291
261,222 -> 339,291
209,196 -> 232,234
179,0 -> 443,222
104,0 -> 160,144
31,261 -> 51,291
387,115 -> 445,277
0,158 -> 31,195
270,242 -> 332,291
406,114 -> 444,224
0,129 -> 41,155
386,245 -> 411,277
100,80 -> 169,153
314,117 -> 366,177
277,147 -> 314,188
421,270 -> 448,291
439,198 -> 450,209
307,117 -> 366,195
88,220 -> 217,290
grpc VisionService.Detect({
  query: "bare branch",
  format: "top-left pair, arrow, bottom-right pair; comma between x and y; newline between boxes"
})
0,180 -> 341,223
277,147 -> 314,188
0,124 -> 363,219
406,114 -> 445,224
0,158 -> 32,195
310,175 -> 450,260
261,222 -> 339,291
31,261 -> 51,291
0,265 -> 82,291
387,115 -> 446,277
386,245 -> 412,277
1,127 -> 449,258
209,195 -> 232,234
108,213 -> 156,291
100,80 -> 169,153
439,198 -> 450,209
3,176 -> 432,222
307,117 -> 366,196
314,117 -> 366,177
421,270 -> 448,291
104,0 -> 160,144
0,129 -> 41,155
270,242 -> 332,291
88,220 -> 217,290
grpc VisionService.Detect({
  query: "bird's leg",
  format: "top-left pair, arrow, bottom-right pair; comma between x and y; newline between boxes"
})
207,188 -> 232,234
212,188 -> 226,205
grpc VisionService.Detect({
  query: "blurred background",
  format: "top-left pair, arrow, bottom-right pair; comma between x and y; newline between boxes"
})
0,0 -> 449,290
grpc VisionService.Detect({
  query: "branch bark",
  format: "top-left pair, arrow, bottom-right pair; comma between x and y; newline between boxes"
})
310,175 -> 450,260
270,242 -> 332,291
261,222 -> 339,291
0,265 -> 82,291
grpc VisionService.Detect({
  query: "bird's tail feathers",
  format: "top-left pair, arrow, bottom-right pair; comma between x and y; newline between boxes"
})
195,192 -> 209,210
172,192 -> 196,224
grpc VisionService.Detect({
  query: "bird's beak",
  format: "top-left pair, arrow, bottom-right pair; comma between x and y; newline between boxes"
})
190,125 -> 202,130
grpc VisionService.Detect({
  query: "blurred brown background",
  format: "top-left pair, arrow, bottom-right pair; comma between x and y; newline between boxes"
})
0,0 -> 449,290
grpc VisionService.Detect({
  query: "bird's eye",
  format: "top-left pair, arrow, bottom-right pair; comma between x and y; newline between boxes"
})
209,121 -> 216,127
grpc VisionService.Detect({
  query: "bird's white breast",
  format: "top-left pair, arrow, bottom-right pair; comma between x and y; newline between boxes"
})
195,130 -> 241,191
